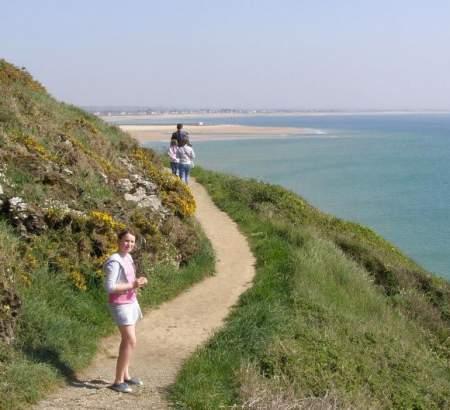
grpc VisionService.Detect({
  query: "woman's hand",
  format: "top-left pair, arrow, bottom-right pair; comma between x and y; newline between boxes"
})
133,277 -> 148,289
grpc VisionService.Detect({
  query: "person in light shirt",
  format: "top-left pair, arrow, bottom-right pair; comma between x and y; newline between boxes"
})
176,137 -> 195,184
168,137 -> 179,176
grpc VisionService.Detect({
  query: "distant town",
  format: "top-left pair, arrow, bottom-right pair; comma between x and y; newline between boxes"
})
83,107 -> 309,117
83,107 -> 448,117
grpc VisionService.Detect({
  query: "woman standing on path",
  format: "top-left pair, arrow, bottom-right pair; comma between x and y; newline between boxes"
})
177,137 -> 195,184
103,229 -> 148,393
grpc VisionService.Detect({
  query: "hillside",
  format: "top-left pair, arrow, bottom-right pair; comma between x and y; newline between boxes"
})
0,60 -> 213,407
171,168 -> 450,409
3,58 -> 450,409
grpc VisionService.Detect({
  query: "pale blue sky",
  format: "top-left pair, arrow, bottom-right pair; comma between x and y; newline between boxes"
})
2,1 -> 450,109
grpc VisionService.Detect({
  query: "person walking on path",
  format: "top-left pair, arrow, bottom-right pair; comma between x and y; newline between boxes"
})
168,137 -> 179,176
172,123 -> 189,144
177,137 -> 195,184
103,229 -> 148,394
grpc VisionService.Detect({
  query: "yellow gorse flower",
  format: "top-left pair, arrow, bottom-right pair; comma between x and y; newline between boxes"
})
15,134 -> 58,162
89,210 -> 125,231
68,270 -> 87,291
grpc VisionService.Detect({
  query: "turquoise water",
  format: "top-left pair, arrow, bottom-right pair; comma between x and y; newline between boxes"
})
132,114 -> 450,279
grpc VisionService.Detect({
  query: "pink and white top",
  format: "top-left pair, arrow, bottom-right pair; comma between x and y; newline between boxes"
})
103,253 -> 137,305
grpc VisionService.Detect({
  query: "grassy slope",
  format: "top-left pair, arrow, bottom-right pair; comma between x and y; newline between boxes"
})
0,61 -> 214,409
171,168 -> 450,409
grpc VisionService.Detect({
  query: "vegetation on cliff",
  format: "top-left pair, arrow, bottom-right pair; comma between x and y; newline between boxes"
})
0,60 -> 213,408
171,167 -> 450,409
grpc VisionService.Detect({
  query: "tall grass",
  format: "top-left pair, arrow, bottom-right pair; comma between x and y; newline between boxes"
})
170,168 -> 450,409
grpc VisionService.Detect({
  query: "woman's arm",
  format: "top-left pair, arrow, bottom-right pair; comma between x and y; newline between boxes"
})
104,261 -> 129,293
104,261 -> 146,293
168,147 -> 177,162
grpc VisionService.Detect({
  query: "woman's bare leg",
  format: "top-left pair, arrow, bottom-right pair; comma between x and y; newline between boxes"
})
114,325 -> 136,384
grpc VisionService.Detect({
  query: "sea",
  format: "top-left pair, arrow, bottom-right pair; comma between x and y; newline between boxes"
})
112,113 -> 450,280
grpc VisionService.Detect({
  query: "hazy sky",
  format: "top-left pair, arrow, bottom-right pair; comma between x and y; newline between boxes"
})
2,1 -> 450,110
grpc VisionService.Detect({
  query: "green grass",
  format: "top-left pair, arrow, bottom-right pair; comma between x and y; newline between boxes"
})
139,219 -> 215,307
0,345 -> 56,410
76,172 -> 115,206
170,168 -> 450,409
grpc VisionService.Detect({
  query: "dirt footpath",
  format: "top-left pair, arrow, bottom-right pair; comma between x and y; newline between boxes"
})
34,180 -> 255,409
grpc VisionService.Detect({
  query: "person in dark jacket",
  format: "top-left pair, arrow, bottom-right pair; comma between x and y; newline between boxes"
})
171,123 -> 189,144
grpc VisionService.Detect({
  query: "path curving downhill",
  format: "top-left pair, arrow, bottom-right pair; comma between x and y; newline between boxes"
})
34,180 -> 256,409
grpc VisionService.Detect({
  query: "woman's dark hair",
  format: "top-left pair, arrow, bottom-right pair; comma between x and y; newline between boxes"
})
118,229 -> 135,240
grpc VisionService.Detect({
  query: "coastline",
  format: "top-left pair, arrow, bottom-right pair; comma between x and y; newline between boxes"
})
121,124 -> 310,143
103,110 -> 450,123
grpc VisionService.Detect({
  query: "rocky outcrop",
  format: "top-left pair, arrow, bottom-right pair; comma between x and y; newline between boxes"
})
116,160 -> 168,214
1,196 -> 47,236
124,187 -> 163,210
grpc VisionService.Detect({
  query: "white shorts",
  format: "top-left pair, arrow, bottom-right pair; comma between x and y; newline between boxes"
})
109,300 -> 143,326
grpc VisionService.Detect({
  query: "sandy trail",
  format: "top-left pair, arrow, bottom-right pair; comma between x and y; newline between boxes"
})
34,180 -> 255,409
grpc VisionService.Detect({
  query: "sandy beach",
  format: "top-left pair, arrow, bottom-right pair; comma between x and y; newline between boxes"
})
113,110 -> 450,143
120,124 -> 308,143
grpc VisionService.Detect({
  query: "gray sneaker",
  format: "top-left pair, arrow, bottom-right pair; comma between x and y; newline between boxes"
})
111,382 -> 132,393
125,377 -> 143,386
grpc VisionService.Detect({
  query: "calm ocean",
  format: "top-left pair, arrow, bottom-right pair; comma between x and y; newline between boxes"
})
120,113 -> 450,280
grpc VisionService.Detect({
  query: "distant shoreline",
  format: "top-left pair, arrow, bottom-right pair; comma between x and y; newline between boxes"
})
103,110 -> 450,123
